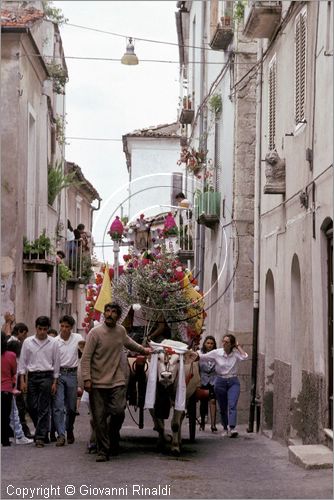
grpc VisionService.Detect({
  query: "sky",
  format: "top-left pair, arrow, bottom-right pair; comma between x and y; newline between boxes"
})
53,1 -> 181,263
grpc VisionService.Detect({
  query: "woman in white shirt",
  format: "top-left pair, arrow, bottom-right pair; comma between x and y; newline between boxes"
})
198,334 -> 248,438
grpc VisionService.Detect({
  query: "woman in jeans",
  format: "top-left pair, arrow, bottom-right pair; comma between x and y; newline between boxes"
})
198,334 -> 248,437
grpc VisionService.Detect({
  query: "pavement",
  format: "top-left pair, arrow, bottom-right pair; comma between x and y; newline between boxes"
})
1,404 -> 333,500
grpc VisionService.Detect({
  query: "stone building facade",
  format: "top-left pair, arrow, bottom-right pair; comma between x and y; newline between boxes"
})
176,0 -> 257,423
242,1 -> 333,444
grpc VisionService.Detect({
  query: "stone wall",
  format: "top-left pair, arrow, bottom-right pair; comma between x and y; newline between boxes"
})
273,359 -> 291,443
290,371 -> 328,444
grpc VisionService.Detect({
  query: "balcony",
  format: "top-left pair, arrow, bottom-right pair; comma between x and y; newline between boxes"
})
65,240 -> 93,288
243,1 -> 282,39
23,251 -> 55,277
174,208 -> 194,263
210,16 -> 234,51
195,191 -> 221,228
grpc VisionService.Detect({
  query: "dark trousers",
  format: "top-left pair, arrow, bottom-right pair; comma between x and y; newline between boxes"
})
27,372 -> 53,441
1,392 -> 13,445
15,392 -> 31,435
89,386 -> 126,458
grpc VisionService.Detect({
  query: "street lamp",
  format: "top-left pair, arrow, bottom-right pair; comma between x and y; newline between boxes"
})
121,37 -> 139,65
108,216 -> 124,283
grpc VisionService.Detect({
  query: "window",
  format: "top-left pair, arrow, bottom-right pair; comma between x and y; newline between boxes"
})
295,8 -> 307,126
76,195 -> 82,227
268,55 -> 277,150
26,104 -> 37,240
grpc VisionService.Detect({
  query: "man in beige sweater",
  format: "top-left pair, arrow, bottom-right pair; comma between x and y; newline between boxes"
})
81,302 -> 150,462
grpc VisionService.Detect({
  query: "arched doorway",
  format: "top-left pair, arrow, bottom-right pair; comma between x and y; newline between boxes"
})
291,254 -> 302,398
264,269 -> 275,429
321,218 -> 333,429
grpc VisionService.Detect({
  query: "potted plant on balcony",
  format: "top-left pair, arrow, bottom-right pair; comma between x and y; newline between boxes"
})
182,95 -> 192,110
23,231 -> 55,276
36,230 -> 52,258
23,231 -> 53,259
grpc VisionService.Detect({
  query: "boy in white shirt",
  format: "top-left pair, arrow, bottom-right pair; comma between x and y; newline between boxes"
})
53,315 -> 84,446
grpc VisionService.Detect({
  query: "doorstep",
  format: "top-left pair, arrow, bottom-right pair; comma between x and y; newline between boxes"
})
324,428 -> 333,450
288,444 -> 333,469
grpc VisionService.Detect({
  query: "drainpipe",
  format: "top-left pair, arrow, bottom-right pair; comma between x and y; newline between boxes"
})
248,40 -> 263,433
199,0 -> 207,291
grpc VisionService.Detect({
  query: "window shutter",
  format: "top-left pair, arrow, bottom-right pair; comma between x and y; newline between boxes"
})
210,0 -> 219,39
295,10 -> 307,125
268,57 -> 277,151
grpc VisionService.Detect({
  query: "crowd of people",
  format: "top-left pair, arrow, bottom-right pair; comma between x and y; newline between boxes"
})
1,305 -> 248,459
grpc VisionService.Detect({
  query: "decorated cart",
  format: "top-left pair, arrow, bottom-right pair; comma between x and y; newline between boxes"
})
82,211 -> 206,442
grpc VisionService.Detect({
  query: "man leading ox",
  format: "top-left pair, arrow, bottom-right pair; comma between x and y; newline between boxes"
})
81,302 -> 151,462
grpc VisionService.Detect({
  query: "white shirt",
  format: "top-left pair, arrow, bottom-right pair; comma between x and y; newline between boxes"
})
133,309 -> 147,327
199,348 -> 248,377
67,228 -> 75,242
18,335 -> 60,378
56,332 -> 83,368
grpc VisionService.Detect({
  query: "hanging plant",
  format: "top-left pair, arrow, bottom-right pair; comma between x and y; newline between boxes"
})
234,0 -> 247,22
58,262 -> 72,281
46,61 -> 68,94
48,161 -> 78,205
208,94 -> 222,115
55,115 -> 67,146
43,1 -> 68,24
177,147 -> 207,176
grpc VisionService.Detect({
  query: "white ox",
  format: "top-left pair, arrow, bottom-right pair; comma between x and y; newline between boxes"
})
144,340 -> 200,456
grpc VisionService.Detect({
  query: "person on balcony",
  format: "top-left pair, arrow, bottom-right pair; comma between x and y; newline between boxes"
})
74,223 -> 89,253
175,192 -> 193,249
66,220 -> 75,260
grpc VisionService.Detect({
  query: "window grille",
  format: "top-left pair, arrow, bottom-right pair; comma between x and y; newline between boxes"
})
268,56 -> 277,150
295,9 -> 307,125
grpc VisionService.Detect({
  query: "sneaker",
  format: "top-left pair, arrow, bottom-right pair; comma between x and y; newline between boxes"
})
56,436 -> 66,447
16,436 -> 33,445
67,432 -> 75,445
230,429 -> 239,438
35,439 -> 44,448
96,454 -> 109,462
221,429 -> 229,437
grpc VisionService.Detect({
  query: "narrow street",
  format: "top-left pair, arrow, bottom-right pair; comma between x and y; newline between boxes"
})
2,405 -> 332,500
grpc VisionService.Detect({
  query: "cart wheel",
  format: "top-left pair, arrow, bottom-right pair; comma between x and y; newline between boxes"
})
187,393 -> 197,442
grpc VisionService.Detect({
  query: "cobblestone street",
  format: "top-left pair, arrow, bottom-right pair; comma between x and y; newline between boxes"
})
1,405 -> 332,500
